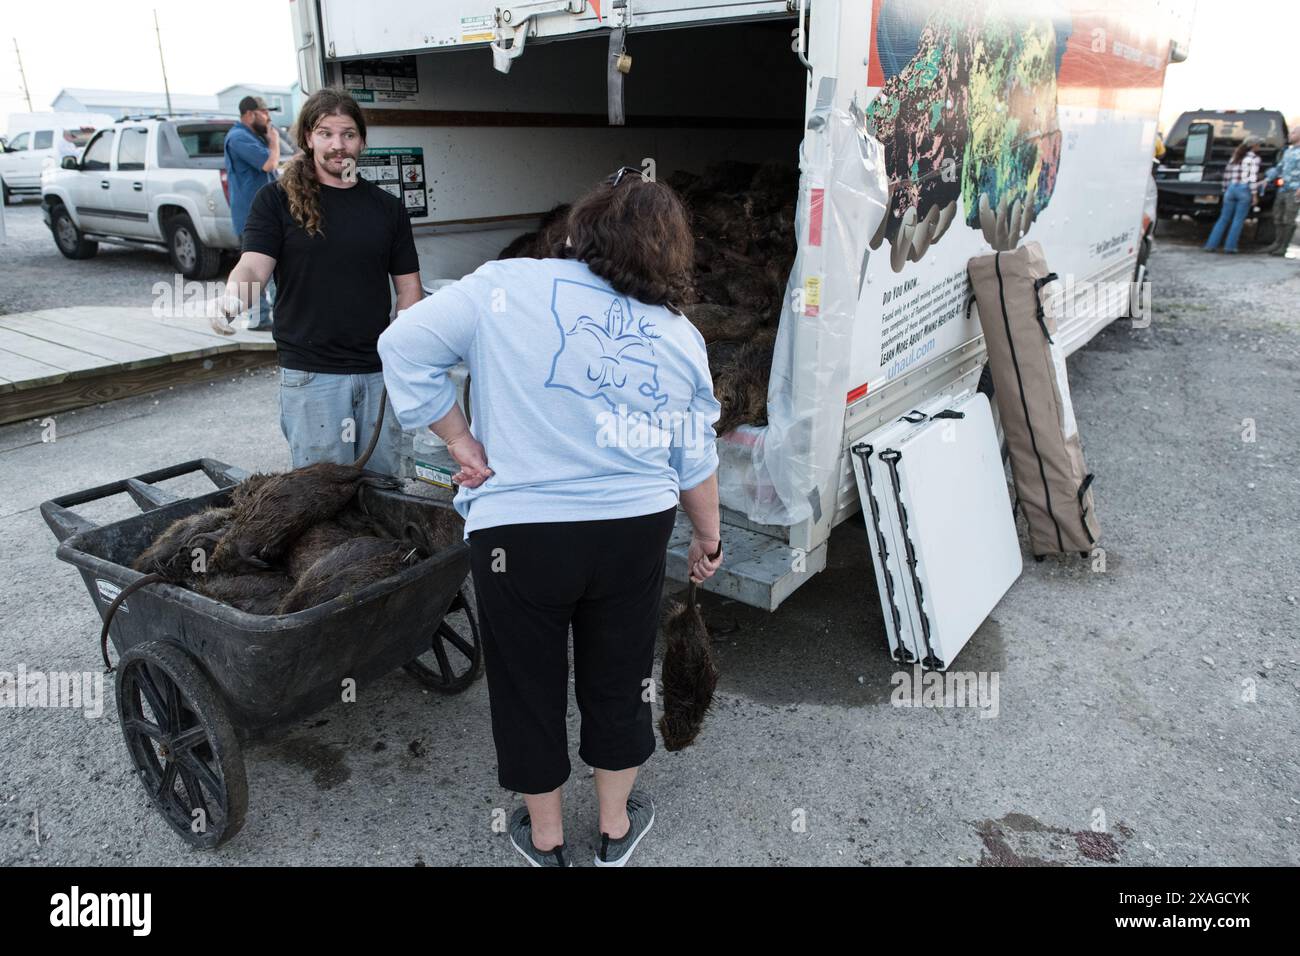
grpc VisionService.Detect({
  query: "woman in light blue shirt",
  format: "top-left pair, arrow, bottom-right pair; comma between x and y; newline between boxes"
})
379,168 -> 725,866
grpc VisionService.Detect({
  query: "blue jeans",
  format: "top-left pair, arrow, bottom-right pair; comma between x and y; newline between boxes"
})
1205,183 -> 1253,252
278,367 -> 403,476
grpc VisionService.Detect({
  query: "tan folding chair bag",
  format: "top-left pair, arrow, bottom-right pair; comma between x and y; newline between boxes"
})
967,242 -> 1099,557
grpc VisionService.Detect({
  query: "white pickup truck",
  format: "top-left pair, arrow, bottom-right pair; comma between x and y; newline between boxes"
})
40,115 -> 242,279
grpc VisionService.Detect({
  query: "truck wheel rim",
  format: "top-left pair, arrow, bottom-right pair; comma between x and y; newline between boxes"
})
56,217 -> 77,250
174,228 -> 197,271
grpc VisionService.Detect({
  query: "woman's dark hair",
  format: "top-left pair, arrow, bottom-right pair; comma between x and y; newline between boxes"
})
1230,139 -> 1259,165
563,174 -> 695,312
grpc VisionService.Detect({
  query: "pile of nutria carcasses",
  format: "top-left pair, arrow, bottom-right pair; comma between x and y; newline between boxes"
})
498,160 -> 799,437
127,465 -> 425,616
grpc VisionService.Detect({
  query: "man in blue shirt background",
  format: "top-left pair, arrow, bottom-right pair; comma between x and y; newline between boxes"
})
1267,127 -> 1300,256
223,95 -> 280,328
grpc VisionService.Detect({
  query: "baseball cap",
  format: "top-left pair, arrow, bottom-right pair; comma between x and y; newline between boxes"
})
238,95 -> 270,114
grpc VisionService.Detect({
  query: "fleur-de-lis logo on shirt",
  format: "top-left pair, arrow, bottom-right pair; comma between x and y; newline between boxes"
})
546,279 -> 669,412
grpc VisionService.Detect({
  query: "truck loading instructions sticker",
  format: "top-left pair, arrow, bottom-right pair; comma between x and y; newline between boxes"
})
357,147 -> 427,218
343,56 -> 419,105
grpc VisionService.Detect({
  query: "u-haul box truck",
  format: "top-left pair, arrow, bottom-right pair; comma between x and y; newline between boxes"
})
290,0 -> 1192,610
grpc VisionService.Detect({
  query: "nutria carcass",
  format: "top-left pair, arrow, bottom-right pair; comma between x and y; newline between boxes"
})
131,506 -> 233,579
192,571 -> 295,615
282,506 -> 397,580
683,303 -> 761,344
277,536 -> 423,614
711,329 -> 776,436
497,203 -> 571,259
211,464 -> 397,574
658,540 -> 723,751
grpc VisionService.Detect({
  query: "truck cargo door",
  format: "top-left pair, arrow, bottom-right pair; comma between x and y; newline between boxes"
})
318,0 -> 793,60
625,1 -> 792,29
319,0 -> 602,59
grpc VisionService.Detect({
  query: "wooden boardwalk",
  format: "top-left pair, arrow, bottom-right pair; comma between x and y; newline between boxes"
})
0,307 -> 276,425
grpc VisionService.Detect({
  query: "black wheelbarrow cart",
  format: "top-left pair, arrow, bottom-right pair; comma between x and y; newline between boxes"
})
41,458 -> 482,850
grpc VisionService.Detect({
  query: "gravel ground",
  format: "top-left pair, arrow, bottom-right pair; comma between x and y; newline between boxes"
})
0,202 -> 196,316
0,216 -> 1297,867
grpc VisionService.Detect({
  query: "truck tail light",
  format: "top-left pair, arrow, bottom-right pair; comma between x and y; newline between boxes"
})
220,168 -> 230,204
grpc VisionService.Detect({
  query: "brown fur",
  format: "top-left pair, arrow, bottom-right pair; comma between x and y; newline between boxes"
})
284,520 -> 354,581
497,203 -> 572,259
723,267 -> 777,314
228,473 -> 275,510
658,587 -> 720,751
211,463 -> 398,573
131,507 -> 233,580
193,572 -> 295,615
277,536 -> 419,614
711,329 -> 776,435
683,303 -> 761,344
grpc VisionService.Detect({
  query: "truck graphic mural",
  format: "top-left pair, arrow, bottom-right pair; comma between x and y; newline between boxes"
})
863,0 -> 1073,270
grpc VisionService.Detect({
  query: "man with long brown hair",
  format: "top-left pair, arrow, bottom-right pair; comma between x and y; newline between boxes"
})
212,88 -> 422,474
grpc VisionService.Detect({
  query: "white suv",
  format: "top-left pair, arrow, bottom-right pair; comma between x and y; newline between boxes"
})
41,116 -> 242,279
1,125 -> 96,203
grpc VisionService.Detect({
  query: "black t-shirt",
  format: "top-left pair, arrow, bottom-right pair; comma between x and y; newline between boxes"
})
241,177 -> 420,373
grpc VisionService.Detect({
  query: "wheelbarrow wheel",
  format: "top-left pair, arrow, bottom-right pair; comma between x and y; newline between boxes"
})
115,641 -> 248,849
403,587 -> 484,694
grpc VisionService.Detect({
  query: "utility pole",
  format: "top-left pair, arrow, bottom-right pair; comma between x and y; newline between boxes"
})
153,10 -> 173,115
14,39 -> 32,112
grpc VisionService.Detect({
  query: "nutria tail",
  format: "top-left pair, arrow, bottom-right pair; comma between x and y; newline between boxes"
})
98,572 -> 164,672
353,387 -> 389,470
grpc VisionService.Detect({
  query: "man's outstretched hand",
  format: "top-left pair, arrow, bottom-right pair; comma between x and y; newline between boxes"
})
207,295 -> 243,336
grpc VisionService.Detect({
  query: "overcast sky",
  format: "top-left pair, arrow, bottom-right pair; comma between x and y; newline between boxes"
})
1,0 -> 1294,132
1,0 -> 298,116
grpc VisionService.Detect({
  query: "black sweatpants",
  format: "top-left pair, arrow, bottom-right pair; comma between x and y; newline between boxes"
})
468,506 -> 677,794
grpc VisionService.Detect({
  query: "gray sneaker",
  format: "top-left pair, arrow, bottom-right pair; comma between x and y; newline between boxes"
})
594,790 -> 655,867
508,806 -> 572,867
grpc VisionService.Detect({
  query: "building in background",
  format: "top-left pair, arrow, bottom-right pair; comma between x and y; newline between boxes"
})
52,88 -> 221,118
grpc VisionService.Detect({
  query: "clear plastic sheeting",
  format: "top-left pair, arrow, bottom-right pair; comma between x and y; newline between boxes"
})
717,99 -> 889,527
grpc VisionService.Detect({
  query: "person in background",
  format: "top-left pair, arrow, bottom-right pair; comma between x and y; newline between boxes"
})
1266,127 -> 1300,256
57,129 -> 84,163
1204,137 -> 1262,255
223,95 -> 280,330
212,88 -> 421,476
378,169 -> 724,867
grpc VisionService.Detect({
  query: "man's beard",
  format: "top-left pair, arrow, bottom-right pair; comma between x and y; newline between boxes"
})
250,119 -> 268,137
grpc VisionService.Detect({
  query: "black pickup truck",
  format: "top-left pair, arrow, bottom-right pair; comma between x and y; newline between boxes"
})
1155,109 -> 1289,229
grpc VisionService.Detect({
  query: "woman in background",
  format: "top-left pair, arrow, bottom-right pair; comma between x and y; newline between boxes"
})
1204,137 -> 1262,254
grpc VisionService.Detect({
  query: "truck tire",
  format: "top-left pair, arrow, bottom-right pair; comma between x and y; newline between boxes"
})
50,203 -> 99,259
166,213 -> 222,280
1,179 -> 13,206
